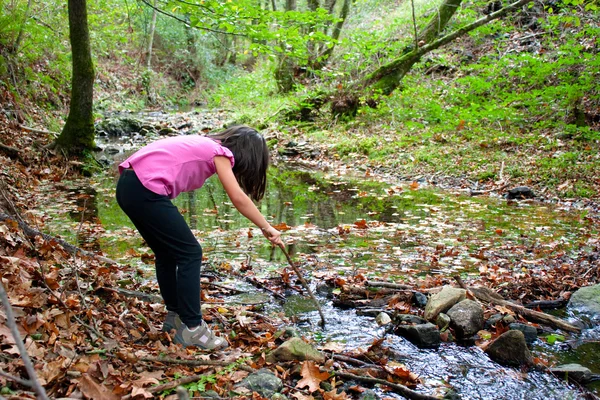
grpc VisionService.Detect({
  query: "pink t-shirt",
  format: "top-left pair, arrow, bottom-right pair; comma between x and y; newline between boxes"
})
119,135 -> 234,199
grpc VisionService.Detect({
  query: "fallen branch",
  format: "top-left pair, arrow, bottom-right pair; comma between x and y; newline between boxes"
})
0,142 -> 26,165
120,373 -> 205,400
241,274 -> 286,300
100,287 -> 163,303
119,357 -> 254,400
18,124 -> 58,137
365,280 -> 412,290
0,282 -> 49,400
453,277 -> 581,333
335,371 -> 440,400
279,244 -> 326,327
140,356 -> 254,372
524,298 -> 568,310
0,212 -> 117,265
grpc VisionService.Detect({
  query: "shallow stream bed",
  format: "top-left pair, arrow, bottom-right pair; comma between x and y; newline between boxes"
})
33,114 -> 600,399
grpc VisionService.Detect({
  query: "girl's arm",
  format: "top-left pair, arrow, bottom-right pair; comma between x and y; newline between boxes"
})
214,156 -> 282,246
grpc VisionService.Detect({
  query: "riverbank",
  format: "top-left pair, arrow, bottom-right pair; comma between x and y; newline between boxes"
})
1,108 -> 599,399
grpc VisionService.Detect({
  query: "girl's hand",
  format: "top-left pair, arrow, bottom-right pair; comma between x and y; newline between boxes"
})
261,226 -> 283,246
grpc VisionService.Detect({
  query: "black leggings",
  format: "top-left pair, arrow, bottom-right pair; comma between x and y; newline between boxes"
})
116,169 -> 203,327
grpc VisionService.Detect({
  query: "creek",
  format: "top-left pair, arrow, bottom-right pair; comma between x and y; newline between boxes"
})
34,112 -> 600,399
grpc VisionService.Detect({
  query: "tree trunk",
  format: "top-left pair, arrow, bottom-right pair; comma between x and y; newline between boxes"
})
364,0 -> 463,96
317,0 -> 351,63
54,0 -> 95,155
275,0 -> 299,92
363,0 -> 532,96
146,0 -> 158,70
417,0 -> 463,45
12,0 -> 33,55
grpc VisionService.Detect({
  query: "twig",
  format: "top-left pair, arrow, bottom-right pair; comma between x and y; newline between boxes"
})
0,282 -> 50,400
120,373 -> 206,400
0,211 -> 117,264
206,282 -> 248,294
140,356 -> 254,372
453,277 -> 581,333
0,194 -> 108,342
0,369 -> 32,386
278,244 -> 326,327
18,124 -> 58,137
335,371 -> 439,400
365,280 -> 412,290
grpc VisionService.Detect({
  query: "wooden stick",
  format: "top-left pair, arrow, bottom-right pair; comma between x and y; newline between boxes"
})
453,277 -> 581,333
335,371 -> 440,400
140,356 -> 254,372
278,244 -> 326,327
0,282 -> 50,400
0,212 -> 117,265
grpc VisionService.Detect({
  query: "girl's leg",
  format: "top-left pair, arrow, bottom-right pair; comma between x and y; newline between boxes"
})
116,170 -> 203,327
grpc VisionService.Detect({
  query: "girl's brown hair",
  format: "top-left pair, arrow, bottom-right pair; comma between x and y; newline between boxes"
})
208,125 -> 269,202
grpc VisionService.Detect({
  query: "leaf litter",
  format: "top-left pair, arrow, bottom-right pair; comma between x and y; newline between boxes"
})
1,111 -> 599,399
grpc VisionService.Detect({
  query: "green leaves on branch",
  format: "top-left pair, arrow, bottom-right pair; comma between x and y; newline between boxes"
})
163,0 -> 338,63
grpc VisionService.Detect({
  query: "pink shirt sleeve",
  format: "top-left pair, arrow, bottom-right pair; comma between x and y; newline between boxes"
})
119,135 -> 234,199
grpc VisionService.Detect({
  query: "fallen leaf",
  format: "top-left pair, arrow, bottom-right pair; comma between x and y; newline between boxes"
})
78,374 -> 119,400
296,361 -> 330,392
272,222 -> 293,231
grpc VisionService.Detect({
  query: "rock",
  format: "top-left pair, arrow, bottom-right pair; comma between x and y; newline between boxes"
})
158,127 -> 176,135
236,369 -> 283,398
447,300 -> 484,338
506,186 -> 535,200
359,389 -> 380,399
485,313 -> 503,329
266,337 -> 325,363
395,322 -> 441,349
95,117 -> 143,137
485,330 -> 533,366
436,313 -> 451,331
316,283 -> 333,297
200,391 -> 221,399
274,327 -> 300,340
549,364 -> 594,384
568,284 -> 600,320
395,314 -> 427,325
376,312 -> 392,326
424,286 -> 466,321
508,323 -> 537,346
412,291 -> 428,308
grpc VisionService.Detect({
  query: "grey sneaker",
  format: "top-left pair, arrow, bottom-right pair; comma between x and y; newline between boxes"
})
162,311 -> 182,332
174,321 -> 229,350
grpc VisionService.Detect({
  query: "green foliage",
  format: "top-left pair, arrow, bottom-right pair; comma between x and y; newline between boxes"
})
159,359 -> 248,397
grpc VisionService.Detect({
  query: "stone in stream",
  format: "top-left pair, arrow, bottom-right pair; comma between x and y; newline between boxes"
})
508,323 -> 538,346
395,314 -> 427,325
506,186 -> 535,200
485,313 -> 503,329
412,291 -> 428,308
266,337 -> 325,363
424,286 -> 466,321
549,364 -> 597,384
446,299 -> 484,339
485,330 -> 533,367
236,369 -> 283,398
395,322 -> 441,349
568,284 -> 600,322
95,117 -> 143,137
376,312 -> 392,326
436,312 -> 451,331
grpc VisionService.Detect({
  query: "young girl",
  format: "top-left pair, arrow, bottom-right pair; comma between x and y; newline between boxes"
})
115,125 -> 283,350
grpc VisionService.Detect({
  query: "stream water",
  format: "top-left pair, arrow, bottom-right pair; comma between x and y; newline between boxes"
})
34,113 -> 600,399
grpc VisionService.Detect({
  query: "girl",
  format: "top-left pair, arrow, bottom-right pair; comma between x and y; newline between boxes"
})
115,125 -> 283,350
